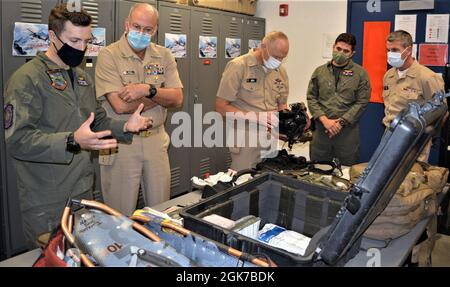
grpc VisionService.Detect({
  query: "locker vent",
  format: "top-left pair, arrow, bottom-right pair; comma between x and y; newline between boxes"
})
169,13 -> 183,34
202,17 -> 214,35
82,1 -> 99,27
170,167 -> 181,189
199,158 -> 211,176
20,0 -> 42,23
229,21 -> 239,38
249,23 -> 263,40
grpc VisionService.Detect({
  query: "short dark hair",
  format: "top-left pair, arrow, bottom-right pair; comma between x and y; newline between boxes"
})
48,4 -> 92,36
335,33 -> 357,51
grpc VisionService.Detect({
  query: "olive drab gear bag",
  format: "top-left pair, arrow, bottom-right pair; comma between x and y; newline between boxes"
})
350,162 -> 448,241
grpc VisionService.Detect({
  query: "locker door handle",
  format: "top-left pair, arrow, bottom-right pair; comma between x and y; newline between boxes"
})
194,94 -> 199,103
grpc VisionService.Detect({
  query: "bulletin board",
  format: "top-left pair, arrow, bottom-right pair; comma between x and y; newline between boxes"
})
347,0 -> 450,164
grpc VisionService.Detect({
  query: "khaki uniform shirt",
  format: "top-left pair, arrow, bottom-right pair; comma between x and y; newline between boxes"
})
3,52 -> 132,211
382,60 -> 445,127
95,34 -> 183,128
307,60 -> 371,125
216,50 -> 289,112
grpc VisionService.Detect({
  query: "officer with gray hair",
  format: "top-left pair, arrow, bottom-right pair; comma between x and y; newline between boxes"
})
215,31 -> 296,171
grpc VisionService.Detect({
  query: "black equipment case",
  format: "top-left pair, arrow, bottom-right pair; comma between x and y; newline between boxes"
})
181,92 -> 448,266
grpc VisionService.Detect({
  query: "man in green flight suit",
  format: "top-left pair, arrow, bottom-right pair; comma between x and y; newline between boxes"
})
3,4 -> 152,248
307,33 -> 371,166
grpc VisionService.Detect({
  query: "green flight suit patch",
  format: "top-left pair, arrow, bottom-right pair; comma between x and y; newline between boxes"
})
46,69 -> 67,91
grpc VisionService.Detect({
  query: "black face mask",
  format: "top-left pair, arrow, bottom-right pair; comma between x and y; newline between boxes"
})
54,35 -> 86,67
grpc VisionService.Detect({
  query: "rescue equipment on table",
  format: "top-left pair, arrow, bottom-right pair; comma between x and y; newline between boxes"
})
257,224 -> 311,256
131,210 -> 275,267
194,151 -> 350,200
200,214 -> 311,256
278,102 -> 311,149
255,149 -> 351,191
192,169 -> 258,199
34,199 -> 272,267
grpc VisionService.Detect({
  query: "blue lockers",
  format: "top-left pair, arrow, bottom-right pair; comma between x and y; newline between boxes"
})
347,0 -> 450,164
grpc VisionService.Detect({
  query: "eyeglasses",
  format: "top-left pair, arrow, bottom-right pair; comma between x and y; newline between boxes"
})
130,23 -> 155,35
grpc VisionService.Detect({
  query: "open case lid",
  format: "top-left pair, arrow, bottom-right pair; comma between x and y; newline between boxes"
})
318,91 -> 449,265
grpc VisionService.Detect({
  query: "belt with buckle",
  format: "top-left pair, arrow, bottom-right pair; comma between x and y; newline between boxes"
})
137,126 -> 161,137
138,130 -> 153,137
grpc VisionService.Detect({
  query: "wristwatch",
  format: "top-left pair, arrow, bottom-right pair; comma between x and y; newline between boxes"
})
66,132 -> 81,154
146,84 -> 158,99
338,118 -> 348,128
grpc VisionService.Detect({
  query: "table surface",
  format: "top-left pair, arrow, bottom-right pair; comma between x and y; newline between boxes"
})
0,187 -> 446,267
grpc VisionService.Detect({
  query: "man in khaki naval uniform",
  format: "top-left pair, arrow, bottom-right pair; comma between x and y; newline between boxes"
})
215,31 -> 290,171
95,3 -> 183,215
383,30 -> 445,162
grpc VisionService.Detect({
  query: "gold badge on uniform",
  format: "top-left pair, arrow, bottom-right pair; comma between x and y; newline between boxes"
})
273,78 -> 285,91
343,70 -> 354,76
77,75 -> 89,86
46,69 -> 67,91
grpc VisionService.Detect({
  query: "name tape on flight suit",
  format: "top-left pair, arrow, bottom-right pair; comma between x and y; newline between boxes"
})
77,75 -> 89,86
343,70 -> 354,76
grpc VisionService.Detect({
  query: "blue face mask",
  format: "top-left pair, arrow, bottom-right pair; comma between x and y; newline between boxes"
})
263,47 -> 282,70
387,48 -> 409,68
127,30 -> 151,51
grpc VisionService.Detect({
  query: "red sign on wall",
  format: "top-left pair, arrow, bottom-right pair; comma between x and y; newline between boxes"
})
419,44 -> 448,67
